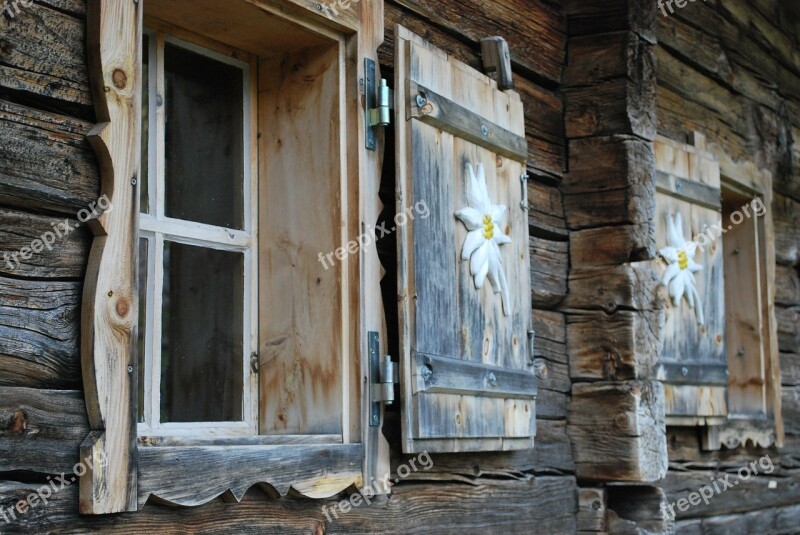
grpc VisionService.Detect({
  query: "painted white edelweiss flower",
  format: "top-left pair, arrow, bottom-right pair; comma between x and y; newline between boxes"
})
659,212 -> 705,325
455,163 -> 512,316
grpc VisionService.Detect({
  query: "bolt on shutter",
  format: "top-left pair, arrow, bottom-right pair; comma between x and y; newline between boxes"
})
394,26 -> 536,453
654,134 -> 728,430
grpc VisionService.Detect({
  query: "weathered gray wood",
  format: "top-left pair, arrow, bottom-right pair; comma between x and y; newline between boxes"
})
0,388 -> 88,474
662,470 -> 800,520
395,26 -> 535,453
570,224 -> 656,266
530,234 -> 568,307
568,381 -> 667,482
780,353 -> 800,386
0,277 -> 81,388
480,36 -> 513,91
675,503 -> 800,535
566,77 -> 656,141
777,306 -> 800,354
0,1 -> 93,115
606,485 -> 669,535
138,444 -> 363,506
0,475 -> 578,534
0,208 -> 90,279
564,0 -> 656,40
415,353 -> 536,399
655,171 -> 722,210
567,309 -> 660,381
783,385 -> 800,436
0,99 -> 99,215
577,487 -> 607,532
773,194 -> 799,266
563,136 -> 655,238
564,263 -> 663,314
775,265 -> 800,306
408,81 -> 528,161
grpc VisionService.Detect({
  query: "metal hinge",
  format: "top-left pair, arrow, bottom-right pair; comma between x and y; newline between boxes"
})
369,331 -> 398,426
365,58 -> 393,151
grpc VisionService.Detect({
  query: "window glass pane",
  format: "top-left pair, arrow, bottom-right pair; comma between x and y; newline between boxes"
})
137,237 -> 149,423
160,241 -> 244,422
140,34 -> 150,214
164,43 -> 244,229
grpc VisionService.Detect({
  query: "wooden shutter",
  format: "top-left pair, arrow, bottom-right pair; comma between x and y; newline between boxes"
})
394,26 -> 535,453
654,134 -> 728,433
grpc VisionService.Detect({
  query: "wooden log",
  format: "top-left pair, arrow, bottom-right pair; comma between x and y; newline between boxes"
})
568,381 -> 668,482
776,265 -> 800,306
567,310 -> 661,382
566,32 -> 650,87
777,306 -> 800,354
389,0 -> 565,84
784,385 -> 800,436
606,485 -> 669,534
0,277 -> 81,388
0,388 -> 88,474
773,194 -> 799,266
0,1 -> 92,116
0,475 -> 578,534
0,99 -> 99,215
564,263 -> 664,314
780,353 -> 800,387
563,0 -> 656,40
571,224 -> 656,266
0,208 -> 90,279
563,136 -> 655,241
536,388 -> 568,421
674,503 -> 800,535
531,309 -> 566,345
662,469 -> 800,520
577,487 -> 607,532
666,426 -> 798,468
530,235 -> 568,308
527,179 -> 567,235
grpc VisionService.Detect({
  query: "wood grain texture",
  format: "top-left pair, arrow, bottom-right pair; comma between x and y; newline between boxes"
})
0,99 -> 99,215
138,444 -> 363,506
568,381 -> 668,482
394,26 -> 535,453
0,388 -> 88,474
0,277 -> 82,389
563,0 -> 656,40
0,475 -> 578,535
0,1 -> 93,116
80,0 -> 141,514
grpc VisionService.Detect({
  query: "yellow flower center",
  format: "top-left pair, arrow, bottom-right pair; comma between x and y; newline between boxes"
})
678,250 -> 688,270
482,214 -> 494,240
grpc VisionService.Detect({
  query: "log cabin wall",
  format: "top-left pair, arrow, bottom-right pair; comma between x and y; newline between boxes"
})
655,1 -> 800,532
0,0 -> 578,532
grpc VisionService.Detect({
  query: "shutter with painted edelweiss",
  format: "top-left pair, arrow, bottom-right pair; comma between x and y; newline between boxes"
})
654,134 -> 727,446
394,26 -> 535,453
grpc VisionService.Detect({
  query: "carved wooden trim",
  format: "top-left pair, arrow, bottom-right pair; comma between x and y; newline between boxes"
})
81,0 -> 142,514
138,444 -> 363,506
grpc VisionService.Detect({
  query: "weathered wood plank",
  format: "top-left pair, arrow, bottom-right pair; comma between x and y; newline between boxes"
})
564,263 -> 663,314
674,503 -> 800,535
564,0 -> 656,40
780,353 -> 800,387
0,388 -> 88,474
773,194 -> 799,266
783,385 -> 800,436
567,310 -> 660,382
777,306 -> 800,354
775,265 -> 800,307
663,469 -> 800,520
563,136 -> 655,238
0,1 -> 93,115
0,277 -> 81,388
568,381 -> 667,482
577,487 -> 607,532
606,485 -> 669,535
0,99 -> 99,215
0,476 -> 578,534
0,208 -> 90,279
530,235 -> 568,308
571,224 -> 655,266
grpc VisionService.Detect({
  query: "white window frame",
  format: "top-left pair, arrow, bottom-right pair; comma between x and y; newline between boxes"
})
137,29 -> 259,438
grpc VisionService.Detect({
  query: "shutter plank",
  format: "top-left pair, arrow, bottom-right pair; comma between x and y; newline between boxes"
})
395,26 -> 534,454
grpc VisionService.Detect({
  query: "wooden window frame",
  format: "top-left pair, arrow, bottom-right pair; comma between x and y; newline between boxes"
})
80,0 -> 387,514
137,30 -> 260,438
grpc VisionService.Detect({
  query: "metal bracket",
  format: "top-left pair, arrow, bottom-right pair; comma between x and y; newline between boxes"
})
369,331 -> 398,426
365,58 -> 392,151
527,330 -> 536,366
520,172 -> 529,211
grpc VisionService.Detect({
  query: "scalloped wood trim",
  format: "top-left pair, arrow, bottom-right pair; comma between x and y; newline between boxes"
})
137,444 -> 363,507
80,0 -> 141,514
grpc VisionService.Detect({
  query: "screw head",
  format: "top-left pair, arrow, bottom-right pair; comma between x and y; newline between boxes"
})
415,94 -> 427,108
421,364 -> 433,381
127,365 -> 133,373
681,366 -> 689,376
488,372 -> 497,386
131,178 -> 137,186
481,124 -> 489,136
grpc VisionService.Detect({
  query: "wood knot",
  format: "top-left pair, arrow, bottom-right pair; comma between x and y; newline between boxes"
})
614,412 -> 632,431
10,410 -> 27,433
112,69 -> 128,89
115,297 -> 130,318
